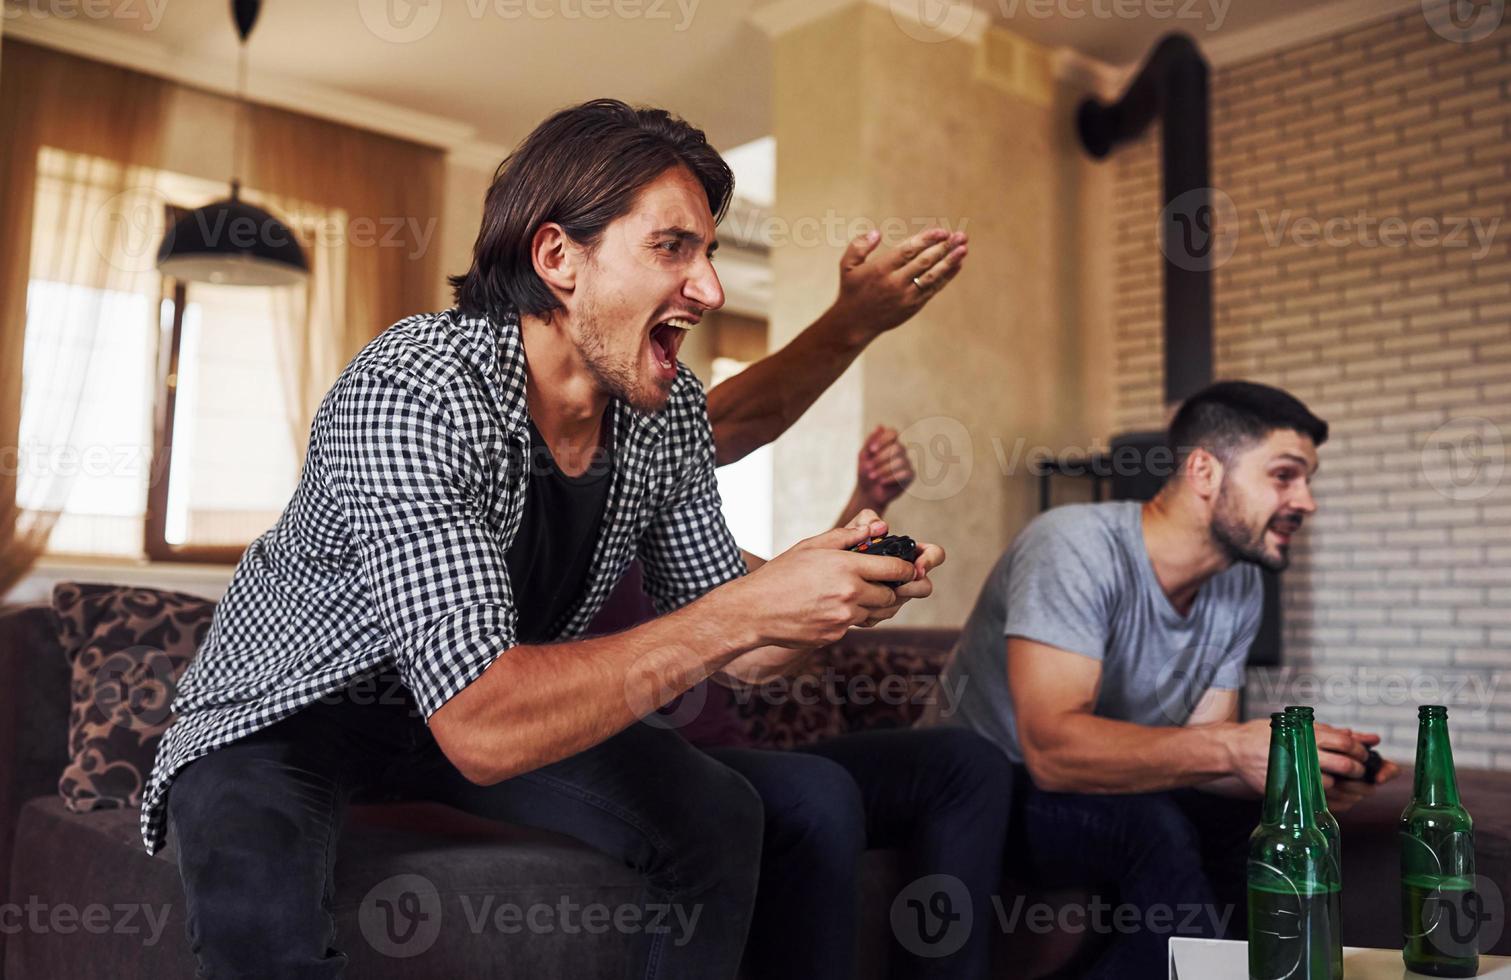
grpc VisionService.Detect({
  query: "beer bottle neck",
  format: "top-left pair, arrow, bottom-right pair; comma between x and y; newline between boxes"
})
1292,711 -> 1329,817
1413,714 -> 1462,807
1261,717 -> 1315,828
1288,721 -> 1320,828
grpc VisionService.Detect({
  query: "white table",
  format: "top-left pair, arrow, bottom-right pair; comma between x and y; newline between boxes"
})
1169,938 -> 1511,978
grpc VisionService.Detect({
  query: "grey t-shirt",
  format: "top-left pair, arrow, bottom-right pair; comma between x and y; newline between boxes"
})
933,500 -> 1262,763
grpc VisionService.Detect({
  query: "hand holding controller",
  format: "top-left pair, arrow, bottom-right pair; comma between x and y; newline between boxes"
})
846,534 -> 918,588
1338,748 -> 1384,785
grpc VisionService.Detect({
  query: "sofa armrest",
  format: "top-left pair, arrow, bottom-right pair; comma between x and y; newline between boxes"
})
0,602 -> 73,907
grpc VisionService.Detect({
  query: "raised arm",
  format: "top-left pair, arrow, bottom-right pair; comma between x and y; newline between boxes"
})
707,228 -> 966,466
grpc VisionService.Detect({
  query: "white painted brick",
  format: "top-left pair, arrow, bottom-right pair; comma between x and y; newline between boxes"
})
1116,16 -> 1511,771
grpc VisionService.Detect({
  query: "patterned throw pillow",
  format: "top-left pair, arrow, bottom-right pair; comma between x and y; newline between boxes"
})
51,582 -> 214,812
727,643 -> 953,749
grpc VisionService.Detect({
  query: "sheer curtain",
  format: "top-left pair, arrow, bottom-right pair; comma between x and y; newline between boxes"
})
1,40 -> 446,596
0,41 -> 169,597
166,87 -> 446,467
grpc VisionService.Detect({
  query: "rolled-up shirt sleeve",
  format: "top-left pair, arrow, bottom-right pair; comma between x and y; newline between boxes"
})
319,368 -> 515,719
638,369 -> 747,615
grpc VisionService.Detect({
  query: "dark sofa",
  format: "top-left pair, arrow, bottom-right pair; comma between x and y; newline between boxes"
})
2,597 -> 1508,978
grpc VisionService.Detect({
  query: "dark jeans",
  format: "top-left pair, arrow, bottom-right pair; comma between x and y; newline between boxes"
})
165,673 -> 764,979
1010,764 -> 1259,980
709,727 -> 1014,980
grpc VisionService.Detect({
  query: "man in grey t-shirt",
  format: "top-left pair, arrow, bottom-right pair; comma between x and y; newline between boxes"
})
929,381 -> 1401,979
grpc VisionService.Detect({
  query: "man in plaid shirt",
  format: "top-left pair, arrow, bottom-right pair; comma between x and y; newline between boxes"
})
148,99 -> 953,978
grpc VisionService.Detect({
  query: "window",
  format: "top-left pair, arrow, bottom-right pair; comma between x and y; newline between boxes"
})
17,279 -> 158,557
19,148 -> 330,563
711,356 -> 774,557
147,279 -> 304,562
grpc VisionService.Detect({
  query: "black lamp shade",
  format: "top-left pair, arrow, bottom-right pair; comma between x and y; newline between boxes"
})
156,197 -> 309,287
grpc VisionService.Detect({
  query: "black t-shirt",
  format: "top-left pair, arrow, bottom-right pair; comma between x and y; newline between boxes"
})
504,411 -> 614,643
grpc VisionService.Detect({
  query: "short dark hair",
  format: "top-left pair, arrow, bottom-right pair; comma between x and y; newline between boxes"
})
449,98 -> 734,322
1168,380 -> 1328,471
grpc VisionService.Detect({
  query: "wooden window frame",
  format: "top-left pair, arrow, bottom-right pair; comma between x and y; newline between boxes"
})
143,275 -> 245,565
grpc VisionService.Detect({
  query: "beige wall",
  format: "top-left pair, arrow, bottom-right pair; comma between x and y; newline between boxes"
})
438,158 -> 494,310
1111,11 -> 1511,768
769,4 -> 1116,626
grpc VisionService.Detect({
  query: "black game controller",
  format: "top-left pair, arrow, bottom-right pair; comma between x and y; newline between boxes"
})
1338,748 -> 1384,785
847,534 -> 918,588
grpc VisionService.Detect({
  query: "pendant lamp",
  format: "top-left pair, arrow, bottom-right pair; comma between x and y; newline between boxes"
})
156,0 -> 308,286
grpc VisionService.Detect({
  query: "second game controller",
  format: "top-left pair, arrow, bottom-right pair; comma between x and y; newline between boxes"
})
847,534 -> 919,588
1338,748 -> 1384,785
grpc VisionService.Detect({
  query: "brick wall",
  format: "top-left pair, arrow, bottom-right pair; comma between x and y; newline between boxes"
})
1112,7 -> 1511,768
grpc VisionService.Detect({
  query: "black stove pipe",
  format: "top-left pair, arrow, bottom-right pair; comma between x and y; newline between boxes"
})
1077,32 -> 1212,406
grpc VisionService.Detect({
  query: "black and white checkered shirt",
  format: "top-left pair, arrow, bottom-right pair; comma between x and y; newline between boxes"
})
141,308 -> 746,855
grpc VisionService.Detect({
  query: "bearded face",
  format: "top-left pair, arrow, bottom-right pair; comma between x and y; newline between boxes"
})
1205,430 -> 1319,572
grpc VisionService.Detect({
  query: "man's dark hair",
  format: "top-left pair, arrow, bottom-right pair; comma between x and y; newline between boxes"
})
1167,380 -> 1328,471
450,98 -> 734,322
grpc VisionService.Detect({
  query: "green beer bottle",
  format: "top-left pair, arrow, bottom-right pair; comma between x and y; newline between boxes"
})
1286,705 -> 1343,980
1400,704 -> 1479,977
1249,712 -> 1341,980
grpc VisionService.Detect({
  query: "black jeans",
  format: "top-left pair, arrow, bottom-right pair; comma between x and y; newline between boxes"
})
709,726 -> 1013,980
1010,764 -> 1259,980
165,673 -> 764,979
